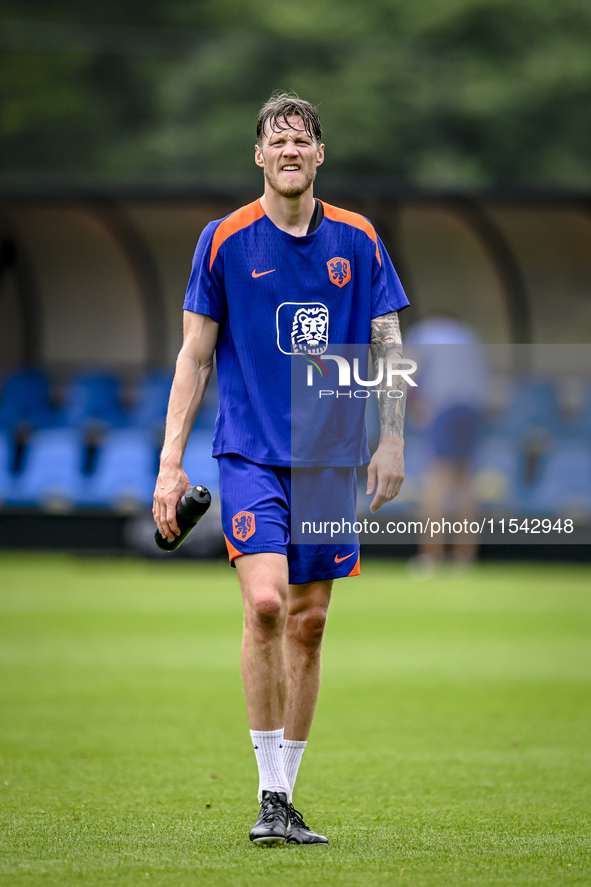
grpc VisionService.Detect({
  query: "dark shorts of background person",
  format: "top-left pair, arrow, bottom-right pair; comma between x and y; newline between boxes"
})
430,405 -> 484,461
218,454 -> 360,585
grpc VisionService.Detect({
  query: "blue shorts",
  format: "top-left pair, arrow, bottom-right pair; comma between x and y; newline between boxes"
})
431,405 -> 483,460
218,454 -> 360,585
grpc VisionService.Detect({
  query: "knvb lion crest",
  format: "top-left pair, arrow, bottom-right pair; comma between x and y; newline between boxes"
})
233,510 -> 255,541
291,305 -> 329,355
327,256 -> 351,288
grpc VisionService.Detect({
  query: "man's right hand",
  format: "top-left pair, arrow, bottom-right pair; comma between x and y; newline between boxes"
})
153,465 -> 192,542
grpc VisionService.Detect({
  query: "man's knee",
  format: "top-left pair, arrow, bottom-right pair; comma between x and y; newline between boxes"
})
237,552 -> 289,634
246,591 -> 287,632
288,604 -> 328,651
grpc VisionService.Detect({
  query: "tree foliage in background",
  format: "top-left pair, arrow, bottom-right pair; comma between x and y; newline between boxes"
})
1,0 -> 591,188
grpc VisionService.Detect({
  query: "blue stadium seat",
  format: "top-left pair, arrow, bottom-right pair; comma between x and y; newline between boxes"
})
0,368 -> 61,429
128,369 -> 174,430
62,372 -> 127,430
9,428 -> 87,508
182,429 -> 219,492
492,379 -> 567,438
0,429 -> 16,503
519,439 -> 591,516
84,429 -> 157,509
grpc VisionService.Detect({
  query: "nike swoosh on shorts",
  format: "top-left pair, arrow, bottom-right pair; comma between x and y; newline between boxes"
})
334,552 -> 356,564
252,269 -> 276,278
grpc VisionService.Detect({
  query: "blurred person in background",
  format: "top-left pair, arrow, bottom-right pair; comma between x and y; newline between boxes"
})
405,314 -> 488,574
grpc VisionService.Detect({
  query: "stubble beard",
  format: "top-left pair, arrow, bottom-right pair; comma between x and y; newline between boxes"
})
264,165 -> 317,199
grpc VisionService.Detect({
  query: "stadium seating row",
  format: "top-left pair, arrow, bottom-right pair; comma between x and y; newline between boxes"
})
360,433 -> 591,518
1,424 -> 590,517
0,428 -> 218,511
2,369 -> 591,437
1,368 -> 590,517
0,368 -> 217,432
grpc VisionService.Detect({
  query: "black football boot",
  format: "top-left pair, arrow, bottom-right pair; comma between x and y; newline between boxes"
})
286,804 -> 328,844
249,791 -> 289,846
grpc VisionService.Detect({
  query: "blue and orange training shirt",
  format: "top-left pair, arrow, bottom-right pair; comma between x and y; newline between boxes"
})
183,199 -> 409,467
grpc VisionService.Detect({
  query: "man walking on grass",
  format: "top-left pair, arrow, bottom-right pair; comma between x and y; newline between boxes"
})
153,91 -> 409,845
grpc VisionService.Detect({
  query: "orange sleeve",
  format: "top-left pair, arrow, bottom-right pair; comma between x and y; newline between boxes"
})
209,200 -> 265,271
320,202 -> 381,265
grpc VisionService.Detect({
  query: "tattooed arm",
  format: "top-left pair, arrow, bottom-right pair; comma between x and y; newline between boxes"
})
366,311 -> 406,513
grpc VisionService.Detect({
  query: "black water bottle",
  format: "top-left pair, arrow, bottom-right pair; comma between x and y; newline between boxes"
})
154,485 -> 211,552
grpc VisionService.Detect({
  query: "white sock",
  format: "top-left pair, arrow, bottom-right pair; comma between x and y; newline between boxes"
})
283,740 -> 307,798
250,729 -> 290,801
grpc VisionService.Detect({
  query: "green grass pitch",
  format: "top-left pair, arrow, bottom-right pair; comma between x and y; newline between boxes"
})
0,553 -> 590,887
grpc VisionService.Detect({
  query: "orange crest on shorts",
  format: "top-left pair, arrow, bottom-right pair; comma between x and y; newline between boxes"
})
233,510 -> 256,541
327,257 -> 351,288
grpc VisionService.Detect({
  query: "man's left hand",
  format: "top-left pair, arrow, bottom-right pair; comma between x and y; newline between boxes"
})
366,438 -> 405,513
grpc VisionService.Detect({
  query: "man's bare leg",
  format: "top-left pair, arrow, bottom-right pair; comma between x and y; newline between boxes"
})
284,579 -> 332,741
235,552 -> 290,731
418,458 -> 478,567
235,557 -> 332,741
280,578 -> 332,844
236,555 -> 332,839
236,552 -> 294,844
